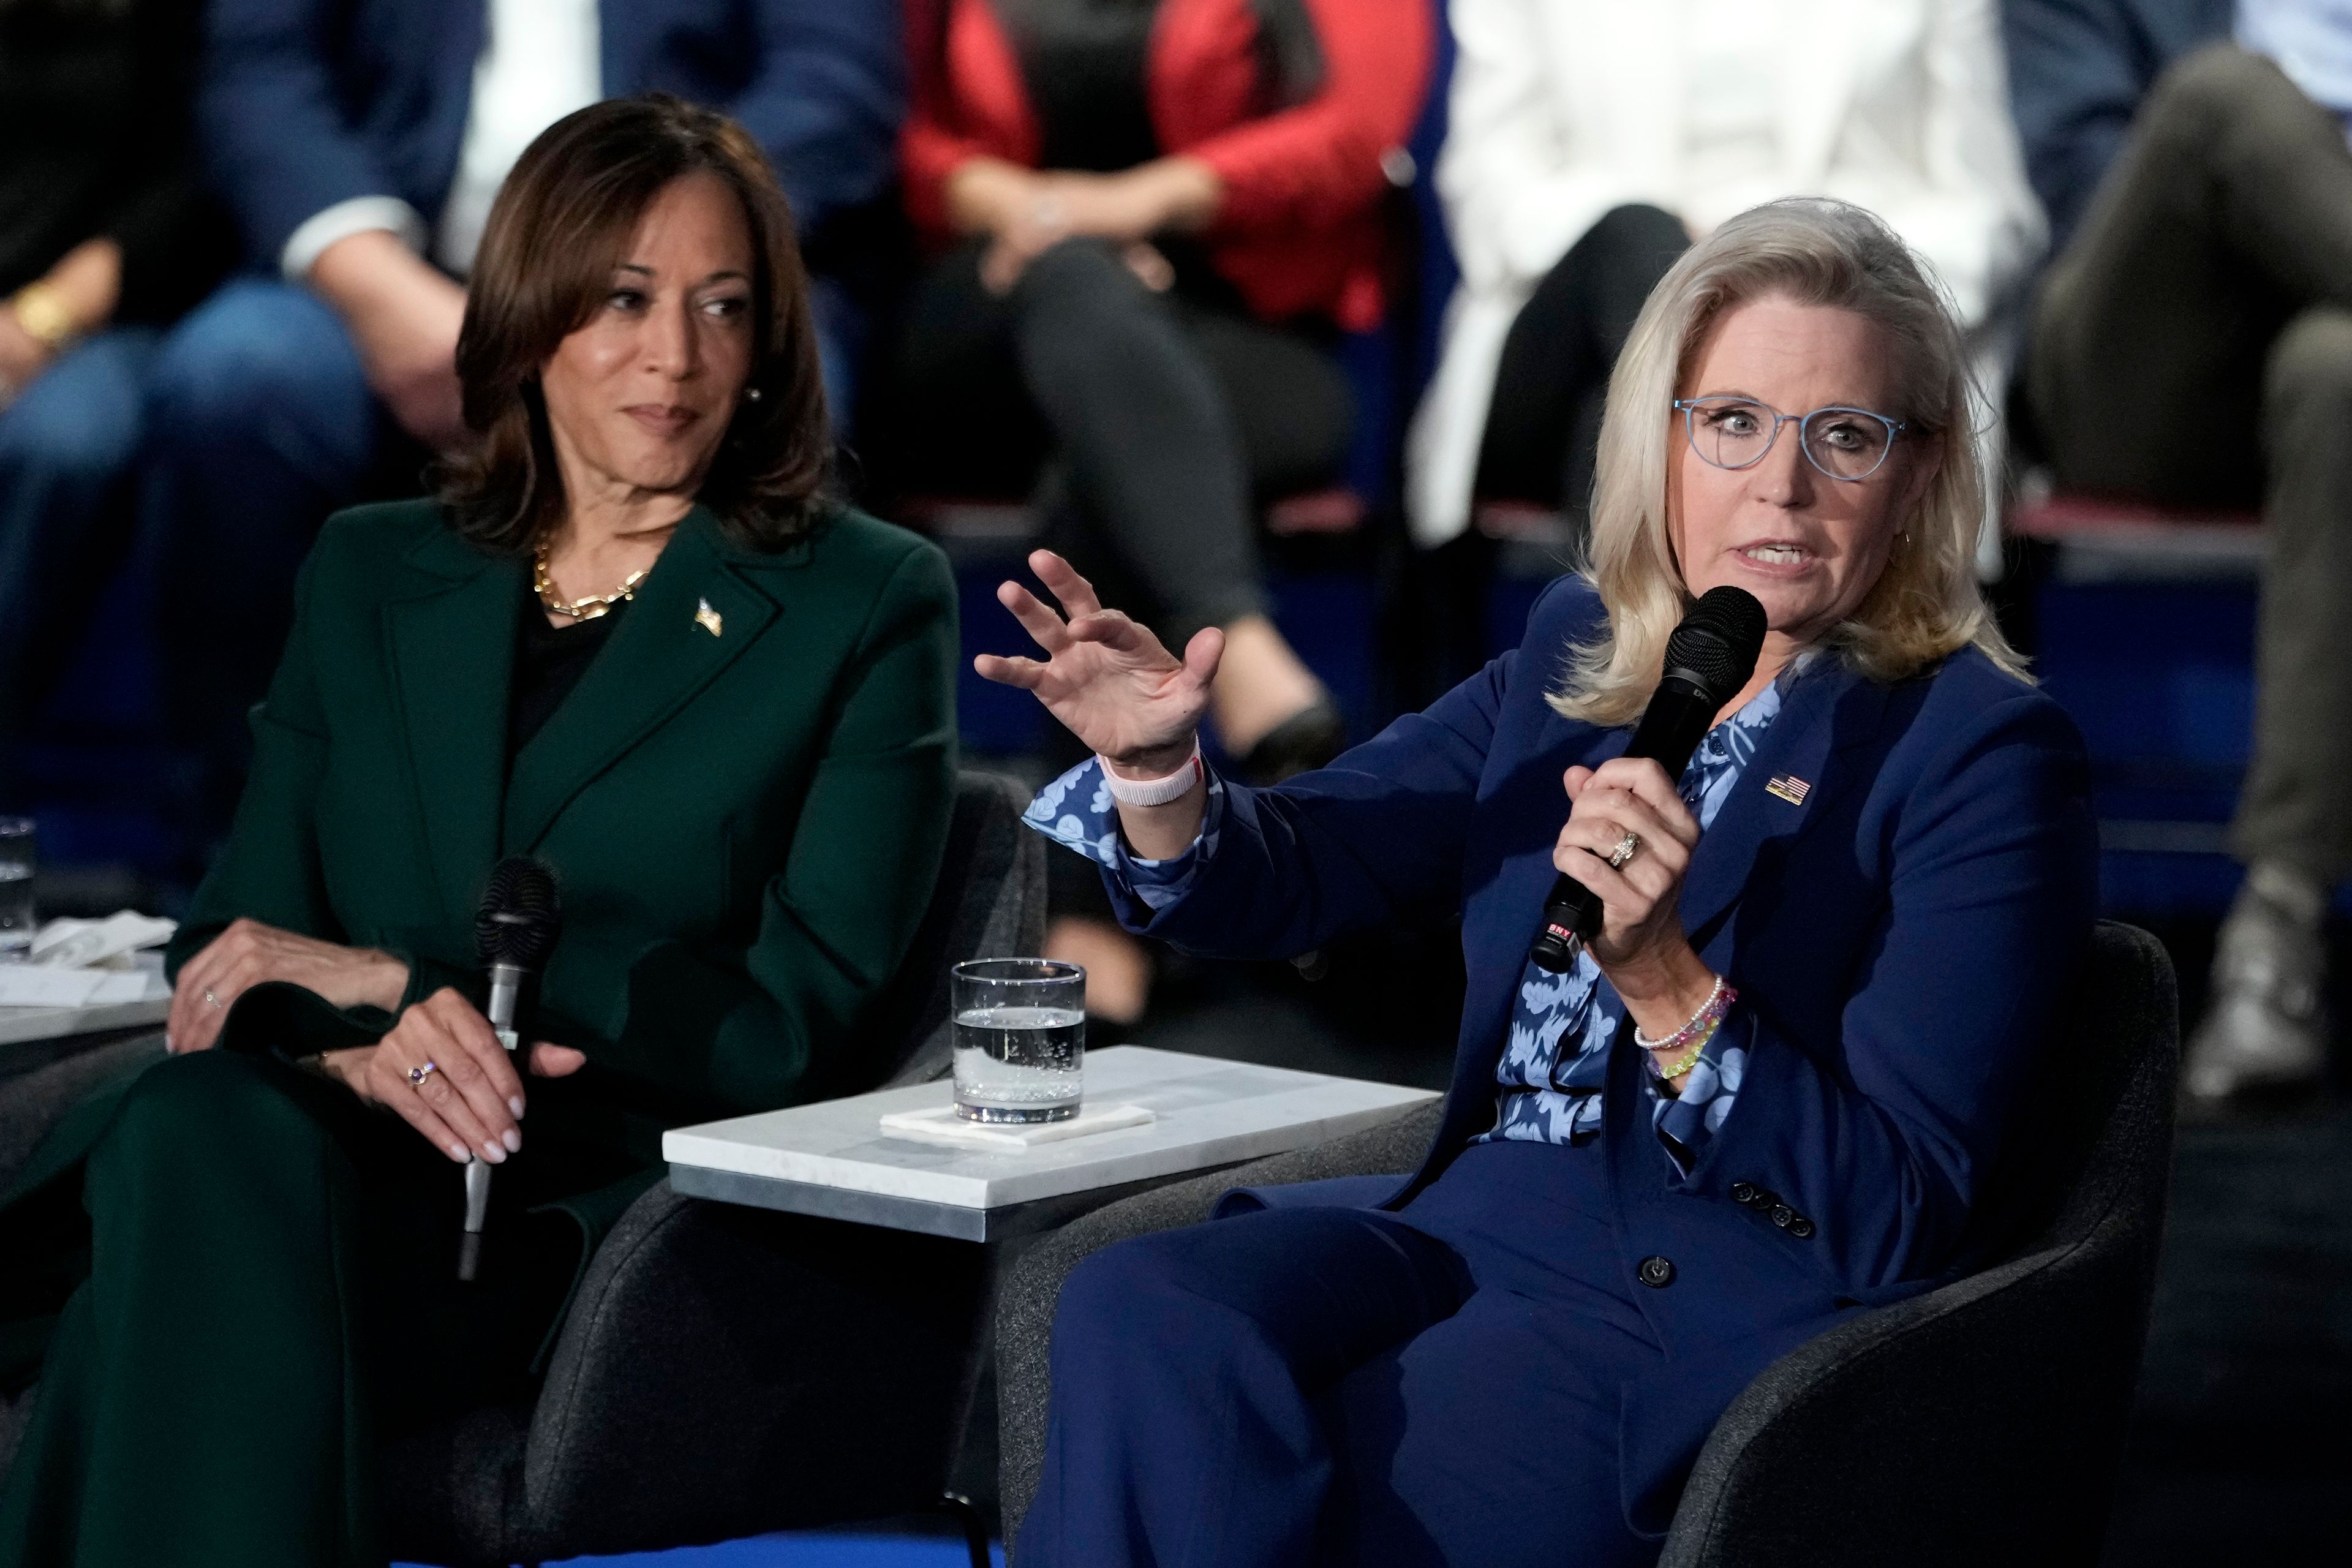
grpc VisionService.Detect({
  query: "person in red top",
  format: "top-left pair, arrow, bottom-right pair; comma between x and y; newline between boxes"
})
890,0 -> 1428,1020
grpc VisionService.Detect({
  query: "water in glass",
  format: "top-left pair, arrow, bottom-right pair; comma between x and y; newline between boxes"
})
953,1005 -> 1085,1123
0,818 -> 33,963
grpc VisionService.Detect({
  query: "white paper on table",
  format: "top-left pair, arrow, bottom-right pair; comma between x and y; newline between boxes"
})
877,1102 -> 1155,1150
30,911 -> 178,970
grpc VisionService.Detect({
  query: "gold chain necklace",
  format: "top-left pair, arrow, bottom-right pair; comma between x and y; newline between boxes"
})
533,540 -> 647,621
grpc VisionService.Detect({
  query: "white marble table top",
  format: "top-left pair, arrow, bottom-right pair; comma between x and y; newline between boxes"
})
663,1045 -> 1439,1239
0,996 -> 169,1049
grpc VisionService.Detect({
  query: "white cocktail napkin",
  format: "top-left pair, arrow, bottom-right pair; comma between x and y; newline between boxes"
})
878,1102 -> 1155,1150
0,913 -> 176,1009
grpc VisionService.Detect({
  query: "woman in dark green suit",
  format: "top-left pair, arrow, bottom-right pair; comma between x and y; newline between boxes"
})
0,97 -> 957,1565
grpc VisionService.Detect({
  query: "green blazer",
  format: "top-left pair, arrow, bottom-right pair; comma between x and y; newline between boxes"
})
164,497 -> 959,1156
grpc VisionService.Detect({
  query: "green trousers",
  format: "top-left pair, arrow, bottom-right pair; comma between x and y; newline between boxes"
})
0,1049 -> 605,1567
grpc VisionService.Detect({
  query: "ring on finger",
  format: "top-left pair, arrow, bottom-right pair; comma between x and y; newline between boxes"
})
1606,829 -> 1643,870
406,1060 -> 440,1089
203,989 -> 224,1010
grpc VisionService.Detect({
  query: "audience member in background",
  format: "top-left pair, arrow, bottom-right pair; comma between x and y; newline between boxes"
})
1410,0 -> 2043,565
148,0 -> 905,853
891,0 -> 1427,1020
2008,0 -> 2350,1110
0,0 -> 232,796
0,99 -> 957,1564
987,200 -> 2095,1564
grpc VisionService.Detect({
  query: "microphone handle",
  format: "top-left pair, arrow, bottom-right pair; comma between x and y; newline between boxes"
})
1528,676 -> 1719,974
486,961 -> 526,1052
459,962 -> 530,1281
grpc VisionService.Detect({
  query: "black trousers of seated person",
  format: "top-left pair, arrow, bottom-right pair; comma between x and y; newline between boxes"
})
2029,43 -> 2352,883
1476,203 -> 1691,527
1405,205 -> 1685,709
891,238 -> 1352,645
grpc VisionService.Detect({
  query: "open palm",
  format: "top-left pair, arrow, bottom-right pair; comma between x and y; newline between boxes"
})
974,551 -> 1221,768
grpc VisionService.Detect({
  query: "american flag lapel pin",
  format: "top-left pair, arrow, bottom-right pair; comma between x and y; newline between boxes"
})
1765,774 -> 1811,806
695,597 -> 724,638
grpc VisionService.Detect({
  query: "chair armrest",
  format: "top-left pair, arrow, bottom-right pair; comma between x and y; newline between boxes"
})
0,1032 -> 166,1196
394,1181 -> 994,1562
1660,1211 -> 2164,1567
997,1099 -> 1444,1544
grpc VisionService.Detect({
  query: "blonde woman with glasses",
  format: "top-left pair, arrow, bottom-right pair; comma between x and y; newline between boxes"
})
981,198 -> 2095,1566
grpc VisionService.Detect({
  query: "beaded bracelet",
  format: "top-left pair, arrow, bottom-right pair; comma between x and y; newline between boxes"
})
1634,975 -> 1737,1078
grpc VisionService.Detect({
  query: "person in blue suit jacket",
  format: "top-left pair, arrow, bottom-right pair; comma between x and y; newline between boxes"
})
146,0 -> 903,857
978,198 -> 2099,1566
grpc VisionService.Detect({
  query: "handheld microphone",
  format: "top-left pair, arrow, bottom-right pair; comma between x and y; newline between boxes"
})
1527,586 -> 1768,974
459,856 -> 562,1281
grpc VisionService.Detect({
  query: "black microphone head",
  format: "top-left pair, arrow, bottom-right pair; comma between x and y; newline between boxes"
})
1662,586 -> 1769,705
477,857 -> 562,971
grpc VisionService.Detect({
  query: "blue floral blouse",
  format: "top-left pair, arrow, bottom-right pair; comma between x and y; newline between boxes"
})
1480,673 -> 1792,1173
1022,665 -> 1798,1178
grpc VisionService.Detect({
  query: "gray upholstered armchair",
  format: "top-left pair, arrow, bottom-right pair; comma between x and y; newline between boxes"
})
993,921 -> 2180,1565
381,769 -> 1045,1565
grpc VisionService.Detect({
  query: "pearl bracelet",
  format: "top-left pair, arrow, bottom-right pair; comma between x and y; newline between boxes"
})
1633,974 -> 1736,1059
1098,743 -> 1204,807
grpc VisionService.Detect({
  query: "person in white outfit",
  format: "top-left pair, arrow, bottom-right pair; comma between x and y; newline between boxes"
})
1408,0 -> 2045,568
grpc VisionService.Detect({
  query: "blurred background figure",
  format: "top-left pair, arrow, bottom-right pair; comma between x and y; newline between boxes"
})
0,0 -> 232,805
2008,0 -> 2352,1112
1409,0 -> 2043,571
144,0 -> 905,861
884,0 -> 1429,1022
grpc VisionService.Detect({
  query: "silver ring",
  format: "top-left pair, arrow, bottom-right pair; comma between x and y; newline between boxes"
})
1606,830 -> 1643,870
406,1061 -> 440,1089
203,989 -> 224,1010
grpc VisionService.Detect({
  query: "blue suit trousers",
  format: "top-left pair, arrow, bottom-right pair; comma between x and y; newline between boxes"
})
1023,1139 -> 1667,1567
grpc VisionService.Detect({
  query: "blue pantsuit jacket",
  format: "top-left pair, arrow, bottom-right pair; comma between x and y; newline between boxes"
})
1095,575 -> 2100,1526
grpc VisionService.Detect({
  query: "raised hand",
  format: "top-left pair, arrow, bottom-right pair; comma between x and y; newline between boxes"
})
975,551 -> 1221,772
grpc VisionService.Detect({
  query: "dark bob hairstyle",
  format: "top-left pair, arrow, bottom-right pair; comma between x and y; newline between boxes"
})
437,94 -> 831,552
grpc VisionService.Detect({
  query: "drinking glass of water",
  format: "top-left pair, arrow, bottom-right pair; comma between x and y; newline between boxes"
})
952,958 -> 1085,1123
0,818 -> 34,963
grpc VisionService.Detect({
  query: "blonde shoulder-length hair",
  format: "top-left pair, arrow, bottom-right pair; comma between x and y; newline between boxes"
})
1552,197 -> 2025,727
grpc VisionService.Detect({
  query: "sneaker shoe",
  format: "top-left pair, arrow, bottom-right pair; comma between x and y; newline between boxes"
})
2182,862 -> 2331,1110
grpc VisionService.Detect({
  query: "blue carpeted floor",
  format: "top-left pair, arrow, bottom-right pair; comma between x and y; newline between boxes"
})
396,1520 -> 1005,1568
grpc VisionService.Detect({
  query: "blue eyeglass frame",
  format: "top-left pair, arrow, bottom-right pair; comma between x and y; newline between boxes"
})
1672,396 -> 1910,482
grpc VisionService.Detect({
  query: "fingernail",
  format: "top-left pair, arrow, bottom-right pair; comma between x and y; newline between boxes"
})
502,1128 -> 521,1154
450,1144 -> 472,1163
482,1142 -> 506,1164
508,1096 -> 526,1119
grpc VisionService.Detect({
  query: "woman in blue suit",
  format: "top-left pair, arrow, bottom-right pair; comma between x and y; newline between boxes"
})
977,198 -> 2100,1566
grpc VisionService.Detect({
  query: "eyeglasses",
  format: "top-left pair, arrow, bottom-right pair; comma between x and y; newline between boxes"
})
1673,396 -> 1909,483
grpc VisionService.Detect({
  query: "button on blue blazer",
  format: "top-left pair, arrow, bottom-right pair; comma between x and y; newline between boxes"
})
1098,575 -> 2100,1527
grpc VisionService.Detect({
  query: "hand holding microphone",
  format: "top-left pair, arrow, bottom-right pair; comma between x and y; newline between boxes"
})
312,858 -> 575,1279
460,858 -> 563,1280
1529,587 -> 1768,973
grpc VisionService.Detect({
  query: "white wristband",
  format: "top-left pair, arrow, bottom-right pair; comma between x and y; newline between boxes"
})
1098,744 -> 1204,807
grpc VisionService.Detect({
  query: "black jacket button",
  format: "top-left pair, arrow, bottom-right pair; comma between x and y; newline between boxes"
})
1637,1255 -> 1676,1288
1789,1217 -> 1817,1239
1770,1205 -> 1795,1227
1730,1182 -> 1759,1205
